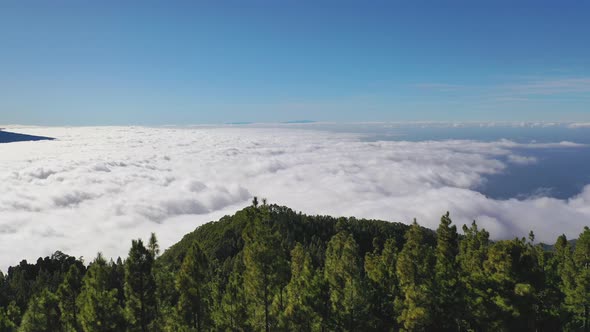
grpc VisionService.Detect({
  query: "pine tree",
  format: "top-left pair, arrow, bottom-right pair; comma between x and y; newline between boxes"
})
153,267 -> 177,331
17,289 -> 60,332
108,257 -> 126,308
175,241 -> 211,331
213,258 -> 249,330
457,220 -> 491,330
482,238 -> 537,330
148,233 -> 160,258
535,239 -> 563,331
0,301 -> 20,332
125,239 -> 157,332
77,253 -> 124,332
364,238 -> 399,330
553,234 -> 576,327
283,243 -> 319,330
395,220 -> 434,331
242,208 -> 288,332
572,227 -> 590,330
433,212 -> 461,331
57,264 -> 83,332
324,231 -> 366,331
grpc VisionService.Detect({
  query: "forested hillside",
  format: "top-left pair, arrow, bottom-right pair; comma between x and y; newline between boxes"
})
1,199 -> 590,331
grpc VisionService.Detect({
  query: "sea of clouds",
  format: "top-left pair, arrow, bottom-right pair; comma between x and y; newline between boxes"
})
1,126 -> 589,269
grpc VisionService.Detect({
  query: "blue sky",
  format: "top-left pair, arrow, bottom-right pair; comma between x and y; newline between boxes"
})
1,1 -> 589,125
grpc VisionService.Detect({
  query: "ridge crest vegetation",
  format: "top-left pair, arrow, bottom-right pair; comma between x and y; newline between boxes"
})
1,198 -> 590,331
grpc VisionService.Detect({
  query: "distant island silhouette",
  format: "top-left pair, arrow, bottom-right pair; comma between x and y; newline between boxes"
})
282,120 -> 316,124
0,130 -> 54,143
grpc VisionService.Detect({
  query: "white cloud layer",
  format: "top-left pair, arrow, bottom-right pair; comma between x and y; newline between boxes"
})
1,126 -> 589,269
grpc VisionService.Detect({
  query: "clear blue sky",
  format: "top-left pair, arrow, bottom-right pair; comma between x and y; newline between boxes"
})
1,1 -> 589,125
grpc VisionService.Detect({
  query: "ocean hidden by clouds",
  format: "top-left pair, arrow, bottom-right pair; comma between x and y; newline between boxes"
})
0,126 -> 589,269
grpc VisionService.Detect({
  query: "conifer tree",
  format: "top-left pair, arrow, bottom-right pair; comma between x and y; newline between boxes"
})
109,258 -> 126,308
175,241 -> 211,331
17,289 -> 60,332
243,208 -> 288,332
77,253 -> 124,332
555,234 -> 576,287
0,301 -> 20,332
572,227 -> 590,330
457,220 -> 491,330
433,212 -> 461,330
125,239 -> 157,332
483,238 -> 538,330
534,239 -> 562,330
153,268 -> 177,331
57,264 -> 83,332
364,238 -> 399,330
214,261 -> 249,330
283,243 -> 319,330
395,220 -> 434,331
148,233 -> 160,258
324,231 -> 366,331
553,234 -> 576,327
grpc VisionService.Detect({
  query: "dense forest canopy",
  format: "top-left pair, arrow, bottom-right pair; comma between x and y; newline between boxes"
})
1,199 -> 589,331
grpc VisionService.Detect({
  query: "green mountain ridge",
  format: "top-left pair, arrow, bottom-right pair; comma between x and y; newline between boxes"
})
2,201 -> 590,331
157,204 -> 433,271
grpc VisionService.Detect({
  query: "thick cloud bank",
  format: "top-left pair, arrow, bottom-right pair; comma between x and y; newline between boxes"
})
0,126 -> 589,269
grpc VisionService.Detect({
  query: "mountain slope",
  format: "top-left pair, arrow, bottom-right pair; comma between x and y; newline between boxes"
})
157,204 -> 434,271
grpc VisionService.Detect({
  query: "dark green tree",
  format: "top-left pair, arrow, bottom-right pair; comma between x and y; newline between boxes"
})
364,238 -> 399,330
148,233 -> 160,258
482,238 -> 539,330
395,220 -> 434,331
77,253 -> 124,332
175,242 -> 211,331
125,239 -> 157,332
531,236 -> 562,331
433,212 -> 461,330
457,220 -> 491,330
282,243 -> 319,330
242,209 -> 288,332
108,258 -> 125,308
553,234 -> 577,327
324,231 -> 366,331
571,227 -> 590,330
0,302 -> 20,332
57,264 -> 83,332
17,289 -> 60,332
213,261 -> 249,331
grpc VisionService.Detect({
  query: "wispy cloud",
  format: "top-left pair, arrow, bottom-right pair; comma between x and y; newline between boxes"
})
414,76 -> 590,106
505,78 -> 590,95
413,83 -> 466,92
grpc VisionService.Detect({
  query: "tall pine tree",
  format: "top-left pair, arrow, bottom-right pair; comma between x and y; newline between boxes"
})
17,289 -> 60,332
433,212 -> 461,331
125,239 -> 157,332
572,227 -> 590,330
395,220 -> 434,331
324,231 -> 366,331
283,243 -> 319,330
175,241 -> 211,331
57,264 -> 83,332
457,220 -> 491,330
77,253 -> 124,332
213,258 -> 249,331
242,207 -> 288,332
364,238 -> 399,330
